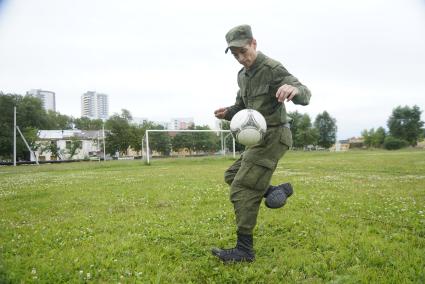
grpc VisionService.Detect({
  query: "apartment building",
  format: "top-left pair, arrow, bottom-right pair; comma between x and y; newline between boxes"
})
81,91 -> 109,120
27,89 -> 56,112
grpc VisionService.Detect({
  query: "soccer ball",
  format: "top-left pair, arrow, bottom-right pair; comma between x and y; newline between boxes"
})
230,109 -> 267,146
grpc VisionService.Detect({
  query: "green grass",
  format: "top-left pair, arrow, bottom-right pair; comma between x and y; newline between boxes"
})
0,150 -> 424,283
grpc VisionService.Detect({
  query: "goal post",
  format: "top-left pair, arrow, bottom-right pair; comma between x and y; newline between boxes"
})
143,129 -> 235,164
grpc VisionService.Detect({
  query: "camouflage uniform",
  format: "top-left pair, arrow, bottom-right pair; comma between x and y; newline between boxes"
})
212,24 -> 311,263
223,51 -> 311,235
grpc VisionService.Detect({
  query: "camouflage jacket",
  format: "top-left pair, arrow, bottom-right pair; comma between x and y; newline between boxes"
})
224,51 -> 311,126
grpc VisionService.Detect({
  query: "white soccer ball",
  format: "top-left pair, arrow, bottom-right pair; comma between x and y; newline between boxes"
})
230,109 -> 267,146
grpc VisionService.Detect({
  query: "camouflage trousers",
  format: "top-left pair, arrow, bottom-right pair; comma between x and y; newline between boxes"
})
224,126 -> 292,235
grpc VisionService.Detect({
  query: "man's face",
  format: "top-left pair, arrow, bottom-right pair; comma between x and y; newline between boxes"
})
230,40 -> 257,69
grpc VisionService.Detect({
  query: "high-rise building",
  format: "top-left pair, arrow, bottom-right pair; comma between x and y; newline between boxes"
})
81,91 -> 109,120
27,89 -> 56,112
169,117 -> 194,130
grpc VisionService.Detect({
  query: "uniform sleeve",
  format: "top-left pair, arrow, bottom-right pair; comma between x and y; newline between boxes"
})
272,65 -> 311,106
224,89 -> 245,121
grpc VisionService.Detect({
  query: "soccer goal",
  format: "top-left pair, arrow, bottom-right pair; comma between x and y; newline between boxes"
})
142,129 -> 236,164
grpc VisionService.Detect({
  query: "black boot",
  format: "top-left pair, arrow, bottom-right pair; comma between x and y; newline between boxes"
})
264,182 -> 293,209
211,233 -> 255,263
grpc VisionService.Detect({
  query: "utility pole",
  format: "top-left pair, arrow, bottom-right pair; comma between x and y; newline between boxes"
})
13,106 -> 16,166
102,122 -> 106,161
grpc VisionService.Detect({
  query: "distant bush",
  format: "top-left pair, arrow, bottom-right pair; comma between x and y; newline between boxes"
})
383,136 -> 408,150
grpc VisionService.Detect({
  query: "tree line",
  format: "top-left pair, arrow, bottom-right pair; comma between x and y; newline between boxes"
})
1,92 -> 343,161
104,110 -> 224,157
9,93 -> 423,160
289,110 -> 337,149
0,93 -> 224,160
362,105 -> 424,150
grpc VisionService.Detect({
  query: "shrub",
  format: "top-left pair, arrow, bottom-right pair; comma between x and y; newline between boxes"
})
384,136 -> 408,150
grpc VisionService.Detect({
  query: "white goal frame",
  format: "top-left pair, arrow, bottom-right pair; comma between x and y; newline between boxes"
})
143,129 -> 235,164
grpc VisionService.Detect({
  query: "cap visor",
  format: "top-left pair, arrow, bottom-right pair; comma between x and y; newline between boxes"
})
225,39 -> 250,53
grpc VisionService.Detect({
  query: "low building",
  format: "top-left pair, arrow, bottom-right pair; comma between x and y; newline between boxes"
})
348,137 -> 365,149
34,129 -> 106,161
330,140 -> 350,152
330,137 -> 365,151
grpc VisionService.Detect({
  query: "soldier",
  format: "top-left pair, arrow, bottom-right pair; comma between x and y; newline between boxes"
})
212,24 -> 311,263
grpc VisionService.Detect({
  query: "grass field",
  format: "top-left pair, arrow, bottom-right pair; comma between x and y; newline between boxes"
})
0,150 -> 424,283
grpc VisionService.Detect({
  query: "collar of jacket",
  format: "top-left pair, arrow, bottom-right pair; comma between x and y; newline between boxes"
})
244,51 -> 266,77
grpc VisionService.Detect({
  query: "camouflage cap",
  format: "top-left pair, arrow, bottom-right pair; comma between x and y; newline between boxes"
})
225,24 -> 253,54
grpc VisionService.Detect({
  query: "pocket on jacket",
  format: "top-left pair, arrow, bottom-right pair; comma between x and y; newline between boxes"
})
251,84 -> 269,97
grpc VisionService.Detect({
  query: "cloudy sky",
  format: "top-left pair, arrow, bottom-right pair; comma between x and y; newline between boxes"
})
0,0 -> 424,139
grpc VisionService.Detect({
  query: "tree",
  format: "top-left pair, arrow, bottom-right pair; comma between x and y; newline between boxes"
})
73,117 -> 104,130
288,111 -> 304,148
372,127 -> 386,148
387,105 -> 424,146
120,109 -> 133,121
128,120 -> 172,156
45,110 -> 73,130
105,110 -> 132,155
41,141 -> 61,160
0,93 -> 49,161
66,137 -> 82,159
362,127 -> 386,148
147,123 -> 172,156
192,125 -> 219,153
362,128 -> 373,148
314,111 -> 337,148
16,95 -> 49,128
129,125 -> 145,154
172,132 -> 193,154
293,113 -> 318,148
0,94 -> 17,160
383,136 -> 408,150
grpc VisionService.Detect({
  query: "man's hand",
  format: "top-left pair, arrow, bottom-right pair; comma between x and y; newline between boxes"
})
276,84 -> 299,102
214,107 -> 228,119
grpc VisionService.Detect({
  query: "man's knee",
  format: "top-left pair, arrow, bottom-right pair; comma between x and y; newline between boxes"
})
233,159 -> 276,192
224,158 -> 242,186
224,172 -> 234,186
